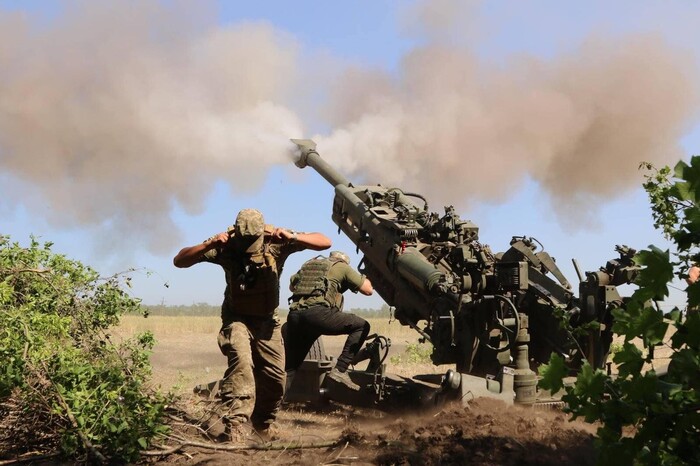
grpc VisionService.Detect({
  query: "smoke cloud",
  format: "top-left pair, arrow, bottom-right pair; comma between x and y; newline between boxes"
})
317,35 -> 699,227
0,1 -> 303,252
1,0 -> 698,253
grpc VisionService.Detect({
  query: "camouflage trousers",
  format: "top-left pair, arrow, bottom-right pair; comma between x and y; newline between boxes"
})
217,313 -> 286,429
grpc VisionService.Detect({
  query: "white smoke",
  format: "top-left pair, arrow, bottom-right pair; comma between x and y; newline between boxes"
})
1,0 -> 698,255
317,34 -> 699,228
0,1 -> 303,253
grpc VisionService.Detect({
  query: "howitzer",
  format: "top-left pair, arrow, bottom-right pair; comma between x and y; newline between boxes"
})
290,138 -> 639,405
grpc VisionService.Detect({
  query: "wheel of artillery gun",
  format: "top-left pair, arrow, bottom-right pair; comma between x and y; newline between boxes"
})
281,321 -> 327,360
306,337 -> 326,360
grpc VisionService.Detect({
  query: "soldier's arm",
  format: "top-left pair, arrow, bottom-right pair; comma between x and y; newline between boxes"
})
358,277 -> 373,296
342,263 -> 374,296
173,232 -> 228,268
273,228 -> 332,251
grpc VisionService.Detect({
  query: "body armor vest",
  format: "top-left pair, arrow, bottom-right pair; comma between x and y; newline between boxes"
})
289,256 -> 341,310
226,224 -> 279,317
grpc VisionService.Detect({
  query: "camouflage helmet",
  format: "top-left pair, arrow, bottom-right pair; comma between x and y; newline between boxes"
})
329,250 -> 351,264
235,208 -> 265,253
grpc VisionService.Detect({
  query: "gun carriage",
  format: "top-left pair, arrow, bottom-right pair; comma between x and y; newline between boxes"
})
285,139 -> 639,408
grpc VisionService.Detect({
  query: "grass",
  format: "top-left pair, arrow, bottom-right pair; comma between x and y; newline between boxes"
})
114,314 -> 439,394
116,314 -> 421,341
116,315 -> 222,335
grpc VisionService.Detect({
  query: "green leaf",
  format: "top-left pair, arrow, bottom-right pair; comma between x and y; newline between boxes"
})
538,353 -> 567,394
666,347 -> 700,387
572,362 -> 606,400
612,343 -> 643,378
137,437 -> 148,449
672,311 -> 700,350
633,247 -> 674,301
682,156 -> 700,201
638,307 -> 669,346
0,281 -> 12,304
672,159 -> 689,180
687,283 -> 700,310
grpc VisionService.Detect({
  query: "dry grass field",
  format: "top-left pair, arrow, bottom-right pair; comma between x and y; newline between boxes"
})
115,314 -> 678,395
115,314 -> 438,395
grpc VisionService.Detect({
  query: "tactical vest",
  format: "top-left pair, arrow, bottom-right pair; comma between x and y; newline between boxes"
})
225,224 -> 279,317
289,256 -> 342,311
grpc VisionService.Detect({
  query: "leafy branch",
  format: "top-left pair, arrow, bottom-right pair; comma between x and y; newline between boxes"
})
539,158 -> 700,466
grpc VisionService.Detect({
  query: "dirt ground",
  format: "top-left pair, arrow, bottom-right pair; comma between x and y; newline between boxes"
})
147,395 -> 597,466
141,334 -> 599,466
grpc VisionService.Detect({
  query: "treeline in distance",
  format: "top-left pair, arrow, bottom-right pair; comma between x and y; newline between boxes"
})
141,302 -> 392,318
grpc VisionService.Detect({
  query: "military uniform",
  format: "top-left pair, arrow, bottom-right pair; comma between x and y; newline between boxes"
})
203,210 -> 304,430
285,253 -> 370,373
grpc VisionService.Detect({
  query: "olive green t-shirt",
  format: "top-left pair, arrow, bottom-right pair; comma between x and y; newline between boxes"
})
291,261 -> 365,311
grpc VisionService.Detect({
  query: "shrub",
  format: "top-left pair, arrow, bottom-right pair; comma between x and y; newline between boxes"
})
390,342 -> 433,365
0,236 -> 169,463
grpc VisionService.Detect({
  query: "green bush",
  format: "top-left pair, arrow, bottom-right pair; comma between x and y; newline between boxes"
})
539,159 -> 700,466
390,342 -> 433,365
0,236 -> 169,463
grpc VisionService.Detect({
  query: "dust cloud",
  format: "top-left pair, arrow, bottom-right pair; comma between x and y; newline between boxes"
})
1,0 -> 698,253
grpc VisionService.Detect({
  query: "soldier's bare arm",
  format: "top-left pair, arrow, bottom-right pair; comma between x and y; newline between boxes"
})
273,228 -> 332,251
358,277 -> 373,296
173,232 -> 229,268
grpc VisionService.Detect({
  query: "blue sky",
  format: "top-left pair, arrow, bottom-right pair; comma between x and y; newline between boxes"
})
2,1 -> 699,310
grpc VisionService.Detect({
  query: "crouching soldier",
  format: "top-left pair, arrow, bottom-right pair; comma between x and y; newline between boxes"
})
284,251 -> 373,391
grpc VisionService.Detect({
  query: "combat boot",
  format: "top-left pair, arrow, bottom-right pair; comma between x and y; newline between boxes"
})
325,367 -> 360,391
253,422 -> 280,443
200,406 -> 228,442
201,404 -> 250,443
225,418 -> 250,443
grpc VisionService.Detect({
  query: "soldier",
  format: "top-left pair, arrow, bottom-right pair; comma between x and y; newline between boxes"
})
284,251 -> 374,391
173,209 -> 331,441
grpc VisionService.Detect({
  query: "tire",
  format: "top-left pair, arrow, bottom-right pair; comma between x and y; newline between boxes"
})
281,321 -> 327,361
306,337 -> 327,361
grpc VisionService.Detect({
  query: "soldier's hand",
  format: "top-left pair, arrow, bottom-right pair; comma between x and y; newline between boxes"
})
273,228 -> 296,243
204,232 -> 230,247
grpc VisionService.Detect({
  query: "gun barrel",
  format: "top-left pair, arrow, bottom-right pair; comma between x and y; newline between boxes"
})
292,139 -> 350,187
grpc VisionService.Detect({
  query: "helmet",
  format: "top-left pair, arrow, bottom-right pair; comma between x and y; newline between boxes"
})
329,250 -> 351,264
235,209 -> 265,253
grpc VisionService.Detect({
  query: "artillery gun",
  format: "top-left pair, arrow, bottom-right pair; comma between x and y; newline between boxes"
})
286,139 -> 639,408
